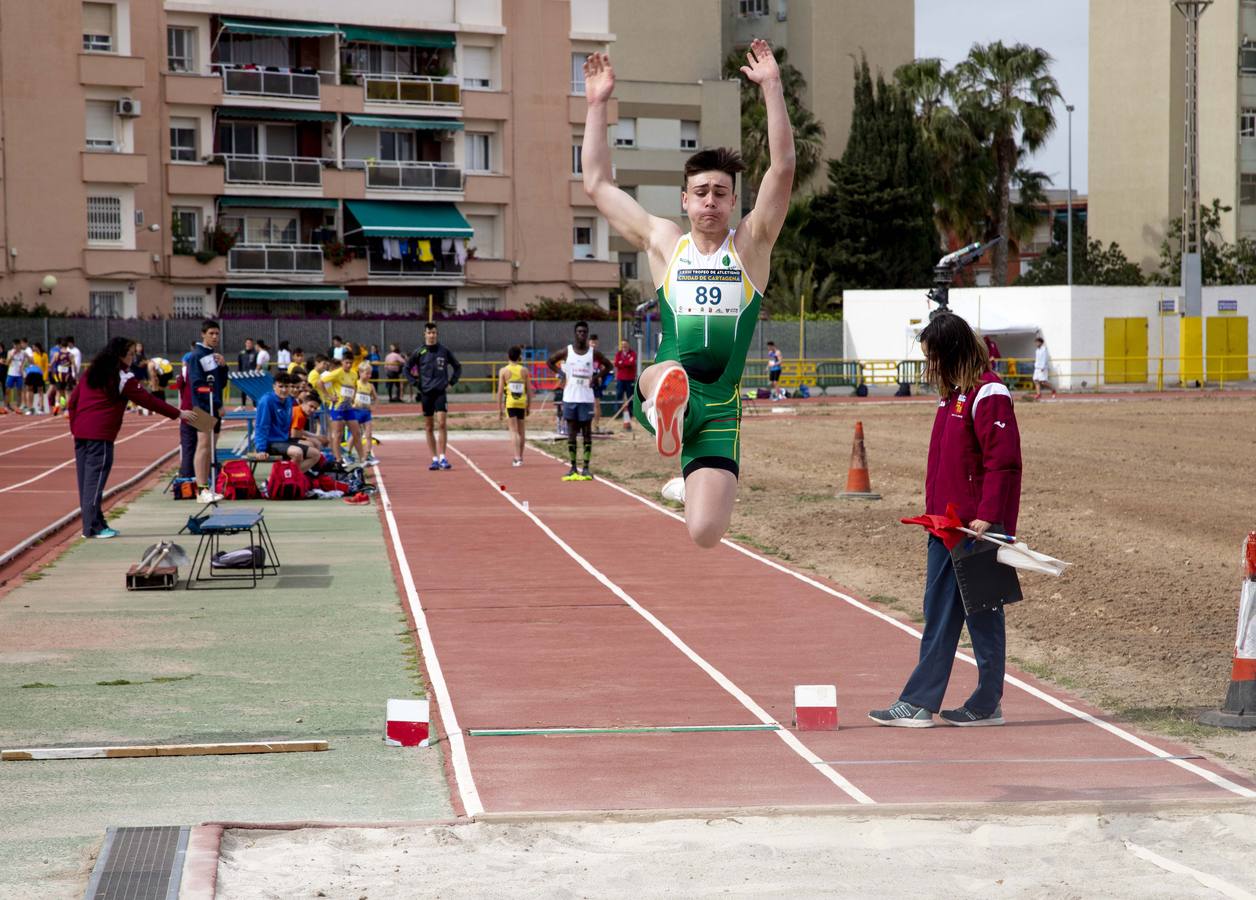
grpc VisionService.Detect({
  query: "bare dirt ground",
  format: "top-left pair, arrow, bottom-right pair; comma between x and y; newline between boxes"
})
431,393 -> 1256,776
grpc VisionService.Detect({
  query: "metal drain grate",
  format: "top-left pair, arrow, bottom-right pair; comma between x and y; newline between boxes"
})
84,826 -> 189,900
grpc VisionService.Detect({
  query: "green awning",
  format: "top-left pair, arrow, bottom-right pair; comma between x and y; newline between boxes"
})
224,288 -> 348,301
218,196 -> 338,210
219,18 -> 339,38
346,114 -> 464,131
345,200 -> 472,238
218,107 -> 336,123
339,25 -> 455,48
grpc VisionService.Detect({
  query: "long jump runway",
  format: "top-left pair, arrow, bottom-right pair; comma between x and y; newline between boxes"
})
376,435 -> 1256,816
0,415 -> 179,566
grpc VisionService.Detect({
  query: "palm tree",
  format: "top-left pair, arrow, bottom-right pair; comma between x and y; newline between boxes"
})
953,42 -> 1061,285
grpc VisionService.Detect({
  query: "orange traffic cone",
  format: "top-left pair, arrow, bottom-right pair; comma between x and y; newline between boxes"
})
1200,532 -> 1256,729
838,421 -> 881,500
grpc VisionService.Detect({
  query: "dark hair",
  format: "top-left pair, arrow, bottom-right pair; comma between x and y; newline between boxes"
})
290,366 -> 308,379
590,334 -> 599,341
86,337 -> 135,390
66,336 -> 75,344
424,321 -> 437,331
257,340 -> 268,350
682,147 -> 744,188
507,345 -> 522,362
918,313 -> 989,394
314,354 -> 329,364
574,321 -> 589,331
332,335 -> 343,342
303,392 -> 322,407
32,342 -> 43,353
293,347 -> 304,356
279,340 -> 289,351
201,319 -> 219,333
766,341 -> 776,347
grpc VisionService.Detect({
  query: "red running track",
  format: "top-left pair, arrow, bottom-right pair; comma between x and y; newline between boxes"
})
0,414 -> 181,566
376,434 -> 1256,816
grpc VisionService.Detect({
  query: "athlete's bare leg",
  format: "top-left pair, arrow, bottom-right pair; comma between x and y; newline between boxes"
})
684,467 -> 737,548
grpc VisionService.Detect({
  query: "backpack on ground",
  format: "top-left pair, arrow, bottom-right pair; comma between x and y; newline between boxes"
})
266,460 -> 308,500
215,459 -> 260,500
313,473 -> 350,493
211,546 -> 266,568
170,476 -> 198,500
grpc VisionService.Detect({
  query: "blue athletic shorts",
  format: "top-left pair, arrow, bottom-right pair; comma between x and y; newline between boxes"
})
329,406 -> 355,422
4,375 -> 21,390
562,402 -> 595,423
353,408 -> 372,424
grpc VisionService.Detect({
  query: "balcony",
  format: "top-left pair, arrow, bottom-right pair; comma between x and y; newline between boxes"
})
355,160 -> 462,192
79,53 -> 145,87
366,247 -> 464,281
357,73 -> 460,108
218,65 -> 321,101
81,151 -> 148,184
228,243 -> 324,274
167,162 -> 225,195
222,154 -> 323,187
164,73 -> 222,106
569,258 -> 619,287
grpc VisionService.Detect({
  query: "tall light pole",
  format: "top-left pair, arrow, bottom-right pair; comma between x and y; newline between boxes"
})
1066,103 -> 1075,287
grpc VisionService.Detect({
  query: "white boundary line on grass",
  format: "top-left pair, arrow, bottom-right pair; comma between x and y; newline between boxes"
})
374,466 -> 484,818
449,443 -> 875,806
529,444 -> 1256,801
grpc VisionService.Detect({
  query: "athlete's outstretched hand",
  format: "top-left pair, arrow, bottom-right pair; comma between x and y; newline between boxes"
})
583,53 -> 615,104
739,38 -> 781,85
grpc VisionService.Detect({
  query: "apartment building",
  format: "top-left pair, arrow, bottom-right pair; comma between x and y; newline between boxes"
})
721,0 -> 915,193
0,0 -> 626,317
1089,0 -> 1253,273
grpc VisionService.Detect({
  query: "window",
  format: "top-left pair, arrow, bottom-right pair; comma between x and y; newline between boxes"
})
82,2 -> 114,52
572,142 -> 583,175
87,195 -> 122,242
1242,173 -> 1256,205
89,290 -> 124,317
85,100 -> 117,151
1244,43 -> 1256,74
680,120 -> 699,150
219,122 -> 258,157
619,255 -> 638,280
466,296 -> 500,312
170,118 -> 197,161
172,207 -> 199,253
220,214 -> 297,244
571,52 -> 586,94
1242,108 -> 1256,139
466,133 -> 491,172
573,216 -> 594,257
462,46 -> 492,89
167,26 -> 195,72
614,118 -> 636,148
739,0 -> 769,15
173,294 -> 206,318
379,130 -> 417,162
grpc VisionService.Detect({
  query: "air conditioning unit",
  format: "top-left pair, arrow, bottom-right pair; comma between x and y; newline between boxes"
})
116,97 -> 141,116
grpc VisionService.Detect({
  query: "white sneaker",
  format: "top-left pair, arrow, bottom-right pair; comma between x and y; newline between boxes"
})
512,458 -> 522,467
196,489 -> 224,503
661,476 -> 686,504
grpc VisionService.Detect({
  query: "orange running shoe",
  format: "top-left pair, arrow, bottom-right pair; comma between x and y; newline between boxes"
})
648,366 -> 688,458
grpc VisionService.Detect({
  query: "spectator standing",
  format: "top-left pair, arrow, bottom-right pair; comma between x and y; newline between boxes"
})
47,341 -> 76,416
331,335 -> 345,360
383,343 -> 406,402
67,337 -> 192,538
188,320 -> 227,503
983,333 -> 1002,375
869,313 -> 1021,728
1032,337 -> 1058,400
613,339 -> 637,430
65,337 -> 82,379
237,338 -> 258,372
255,340 -> 272,372
405,322 -> 461,470
766,341 -> 783,400
24,342 -> 48,415
5,338 -> 30,411
276,340 -> 292,370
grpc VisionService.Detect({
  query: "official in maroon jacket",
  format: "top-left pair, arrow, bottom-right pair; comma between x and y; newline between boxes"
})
870,313 -> 1023,728
66,337 -> 193,539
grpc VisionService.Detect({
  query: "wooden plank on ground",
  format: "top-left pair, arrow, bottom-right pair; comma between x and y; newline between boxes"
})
2,740 -> 329,761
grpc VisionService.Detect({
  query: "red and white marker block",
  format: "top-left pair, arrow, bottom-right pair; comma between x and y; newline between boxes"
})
385,698 -> 430,747
794,684 -> 839,731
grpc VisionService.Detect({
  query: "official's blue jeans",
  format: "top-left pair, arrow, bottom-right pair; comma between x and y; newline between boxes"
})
899,536 -> 1006,715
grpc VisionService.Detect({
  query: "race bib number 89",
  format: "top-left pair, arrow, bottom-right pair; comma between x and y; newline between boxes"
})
675,269 -> 743,317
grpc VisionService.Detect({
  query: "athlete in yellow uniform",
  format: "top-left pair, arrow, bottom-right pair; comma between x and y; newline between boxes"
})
353,361 -> 377,466
581,39 -> 794,547
320,355 -> 363,464
497,345 -> 532,467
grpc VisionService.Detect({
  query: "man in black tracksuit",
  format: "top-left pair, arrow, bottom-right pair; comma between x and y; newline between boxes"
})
406,322 -> 461,470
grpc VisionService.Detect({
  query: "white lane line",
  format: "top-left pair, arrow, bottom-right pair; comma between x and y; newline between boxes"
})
373,466 -> 484,818
0,419 -> 174,495
0,430 -> 69,457
451,443 -> 875,806
545,446 -> 1256,801
1123,841 -> 1256,900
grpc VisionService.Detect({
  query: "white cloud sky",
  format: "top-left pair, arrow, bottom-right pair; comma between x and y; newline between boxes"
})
914,0 -> 1088,194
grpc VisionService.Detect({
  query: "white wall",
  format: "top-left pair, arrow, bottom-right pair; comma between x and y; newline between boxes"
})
844,286 -> 1256,389
570,0 -> 610,36
637,117 -> 679,151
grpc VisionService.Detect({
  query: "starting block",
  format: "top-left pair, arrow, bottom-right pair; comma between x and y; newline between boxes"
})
385,698 -> 430,747
794,684 -> 839,731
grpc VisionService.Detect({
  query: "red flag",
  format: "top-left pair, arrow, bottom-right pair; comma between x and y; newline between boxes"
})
900,503 -> 966,550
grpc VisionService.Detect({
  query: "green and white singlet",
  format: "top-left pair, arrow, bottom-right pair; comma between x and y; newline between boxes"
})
634,229 -> 762,475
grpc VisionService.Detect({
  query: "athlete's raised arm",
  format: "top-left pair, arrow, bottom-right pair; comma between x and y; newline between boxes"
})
582,54 -> 678,257
736,40 -> 795,270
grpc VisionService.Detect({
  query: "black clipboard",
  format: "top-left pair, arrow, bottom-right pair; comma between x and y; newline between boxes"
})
949,526 -> 1022,615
